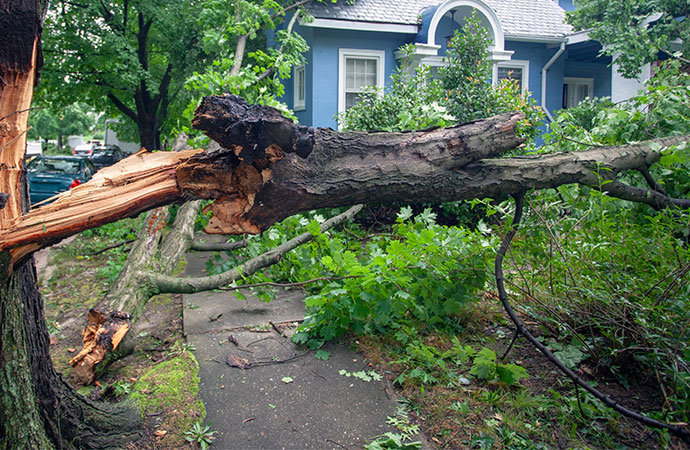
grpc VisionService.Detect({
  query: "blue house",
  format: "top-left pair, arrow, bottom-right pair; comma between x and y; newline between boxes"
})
280,0 -> 652,130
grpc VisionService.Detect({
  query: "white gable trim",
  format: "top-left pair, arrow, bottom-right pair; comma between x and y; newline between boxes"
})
427,0 -> 505,53
302,18 -> 419,34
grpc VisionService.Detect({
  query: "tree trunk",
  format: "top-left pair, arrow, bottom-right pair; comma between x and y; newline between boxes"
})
1,2 -> 140,447
136,110 -> 159,151
2,95 -> 688,259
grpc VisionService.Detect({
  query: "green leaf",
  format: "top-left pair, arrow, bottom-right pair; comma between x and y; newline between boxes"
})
314,350 -> 331,361
281,376 -> 294,384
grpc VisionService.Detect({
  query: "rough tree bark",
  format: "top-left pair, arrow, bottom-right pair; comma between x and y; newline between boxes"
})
0,2 -> 139,448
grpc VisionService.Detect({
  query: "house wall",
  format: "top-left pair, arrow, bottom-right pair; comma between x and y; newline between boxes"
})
293,26 -> 409,129
563,60 -> 612,101
281,23 -> 313,126
504,40 -> 565,116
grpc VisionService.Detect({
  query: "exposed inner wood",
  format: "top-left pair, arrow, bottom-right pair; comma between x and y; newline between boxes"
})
0,38 -> 38,228
4,149 -> 203,263
69,309 -> 131,385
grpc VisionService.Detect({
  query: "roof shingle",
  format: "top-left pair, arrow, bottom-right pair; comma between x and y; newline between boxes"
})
306,0 -> 573,38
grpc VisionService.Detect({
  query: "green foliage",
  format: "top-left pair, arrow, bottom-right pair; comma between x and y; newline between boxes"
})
365,403 -> 422,450
110,380 -> 132,397
469,348 -> 528,387
337,44 -> 453,131
512,187 -> 690,422
40,0 -> 211,146
27,103 -> 95,143
438,12 -> 492,124
313,349 -> 330,360
567,0 -> 690,78
183,0 -> 310,128
295,207 -> 493,346
336,11 -> 543,141
184,422 -> 217,450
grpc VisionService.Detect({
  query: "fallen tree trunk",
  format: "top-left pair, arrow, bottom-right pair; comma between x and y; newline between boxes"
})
2,95 -> 689,261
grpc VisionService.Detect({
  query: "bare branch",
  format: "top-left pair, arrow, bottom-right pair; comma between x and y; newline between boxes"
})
143,205 -> 363,294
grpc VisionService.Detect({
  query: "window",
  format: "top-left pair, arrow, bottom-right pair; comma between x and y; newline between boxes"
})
494,60 -> 529,92
293,65 -> 305,111
338,49 -> 385,115
563,77 -> 593,108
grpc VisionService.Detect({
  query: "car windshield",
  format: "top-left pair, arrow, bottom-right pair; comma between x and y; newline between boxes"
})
93,150 -> 115,156
28,159 -> 81,174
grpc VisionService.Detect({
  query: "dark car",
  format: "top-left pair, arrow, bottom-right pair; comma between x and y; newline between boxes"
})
26,155 -> 95,205
90,145 -> 125,170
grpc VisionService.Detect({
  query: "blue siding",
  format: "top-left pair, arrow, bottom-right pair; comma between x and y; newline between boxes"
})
307,28 -> 409,129
505,41 -> 565,116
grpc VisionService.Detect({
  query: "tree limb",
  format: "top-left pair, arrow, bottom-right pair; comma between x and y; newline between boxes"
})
1,97 -> 688,264
106,92 -> 138,122
142,204 -> 363,294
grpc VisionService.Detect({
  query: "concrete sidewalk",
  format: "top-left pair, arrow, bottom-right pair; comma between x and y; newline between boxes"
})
182,251 -> 422,450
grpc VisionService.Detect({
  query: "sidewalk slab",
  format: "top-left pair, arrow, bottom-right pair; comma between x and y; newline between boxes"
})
188,329 -> 398,450
183,288 -> 306,334
182,248 -> 432,450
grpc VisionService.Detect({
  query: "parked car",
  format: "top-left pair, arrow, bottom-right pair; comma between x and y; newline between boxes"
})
90,145 -> 125,170
72,142 -> 96,156
26,155 -> 95,205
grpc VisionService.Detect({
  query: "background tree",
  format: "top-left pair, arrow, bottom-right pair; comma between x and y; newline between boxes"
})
567,0 -> 689,77
40,0 -> 210,150
27,102 -> 95,150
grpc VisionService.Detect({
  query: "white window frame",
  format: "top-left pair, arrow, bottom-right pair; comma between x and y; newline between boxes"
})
563,77 -> 594,108
293,65 -> 306,111
338,49 -> 386,117
493,60 -> 530,93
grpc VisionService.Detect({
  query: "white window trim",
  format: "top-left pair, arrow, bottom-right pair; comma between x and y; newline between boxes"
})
493,60 -> 530,93
563,77 -> 594,108
293,65 -> 306,111
338,49 -> 386,118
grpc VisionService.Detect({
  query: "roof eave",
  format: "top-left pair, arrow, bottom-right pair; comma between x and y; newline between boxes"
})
301,17 -> 419,34
505,34 -> 568,44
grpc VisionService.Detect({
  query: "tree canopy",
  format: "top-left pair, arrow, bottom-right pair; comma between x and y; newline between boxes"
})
40,0 -> 210,150
567,0 -> 689,77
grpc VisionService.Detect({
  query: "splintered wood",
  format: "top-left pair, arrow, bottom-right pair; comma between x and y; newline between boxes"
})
69,309 -> 131,384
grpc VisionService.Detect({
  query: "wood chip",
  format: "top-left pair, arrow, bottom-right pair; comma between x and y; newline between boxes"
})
226,354 -> 251,369
154,430 -> 167,438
